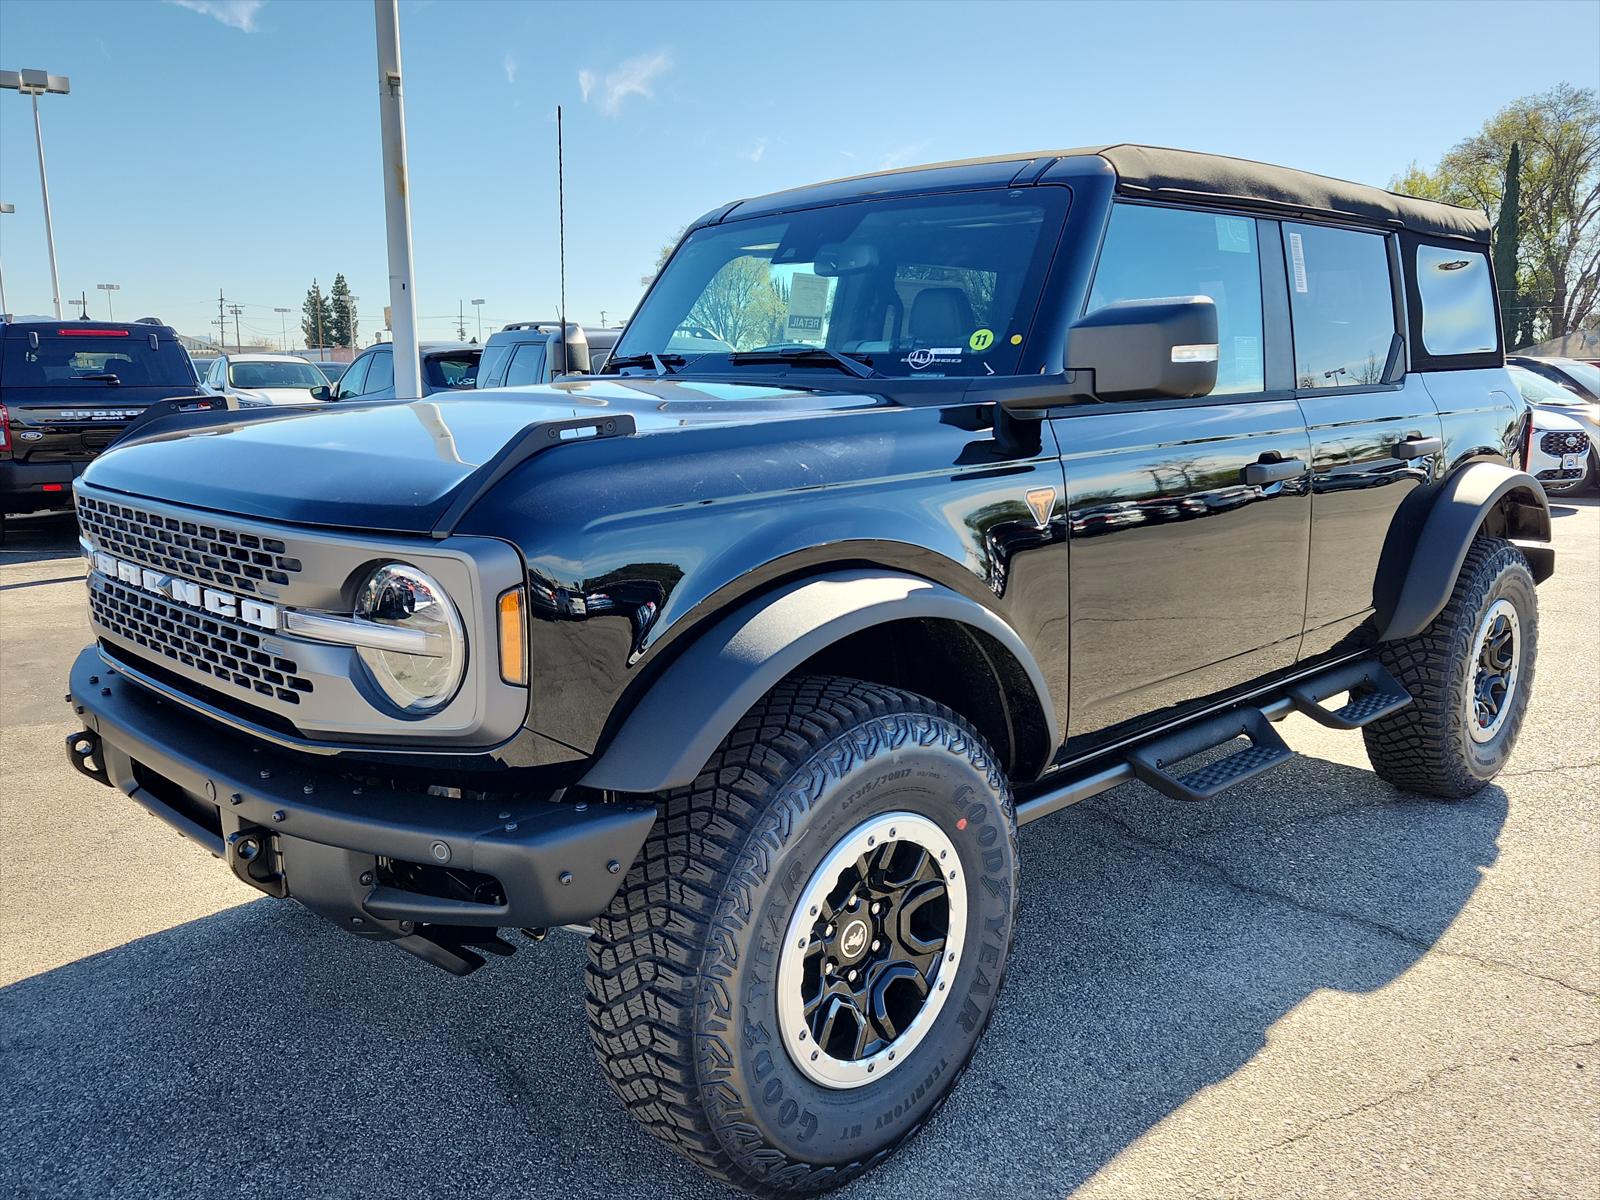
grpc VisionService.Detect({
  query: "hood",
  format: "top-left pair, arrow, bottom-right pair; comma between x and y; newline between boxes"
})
237,386 -> 323,406
79,377 -> 884,532
1531,404 -> 1593,433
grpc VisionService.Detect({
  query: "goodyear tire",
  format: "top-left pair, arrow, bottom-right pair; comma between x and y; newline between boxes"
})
1365,537 -> 1538,798
586,675 -> 1019,1195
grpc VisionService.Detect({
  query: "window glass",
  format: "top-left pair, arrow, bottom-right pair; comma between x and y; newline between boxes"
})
0,334 -> 197,388
1415,244 -> 1497,356
424,353 -> 480,389
207,359 -> 225,387
335,354 -> 370,398
504,343 -> 548,386
228,360 -> 327,390
364,349 -> 393,394
1285,223 -> 1395,388
476,343 -> 513,388
615,190 -> 1069,378
1088,204 -> 1263,394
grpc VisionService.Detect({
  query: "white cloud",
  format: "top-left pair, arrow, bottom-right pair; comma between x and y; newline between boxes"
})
168,0 -> 264,32
877,141 -> 932,171
503,53 -> 519,84
577,49 -> 673,116
740,137 -> 768,164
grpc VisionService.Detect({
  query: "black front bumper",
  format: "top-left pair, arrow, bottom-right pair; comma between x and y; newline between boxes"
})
65,647 -> 654,973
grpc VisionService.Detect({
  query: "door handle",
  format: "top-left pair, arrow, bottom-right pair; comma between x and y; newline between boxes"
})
1243,456 -> 1307,486
1392,435 -> 1442,458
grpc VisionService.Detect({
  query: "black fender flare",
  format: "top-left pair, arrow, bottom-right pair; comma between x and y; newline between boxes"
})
579,568 -> 1058,793
1377,462 -> 1552,642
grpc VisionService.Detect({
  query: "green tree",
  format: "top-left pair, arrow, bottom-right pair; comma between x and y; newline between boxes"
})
301,280 -> 334,349
327,273 -> 356,348
1492,144 -> 1522,345
1394,84 -> 1600,343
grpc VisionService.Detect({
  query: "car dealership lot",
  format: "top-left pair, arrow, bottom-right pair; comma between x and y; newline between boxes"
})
2,503 -> 1596,1200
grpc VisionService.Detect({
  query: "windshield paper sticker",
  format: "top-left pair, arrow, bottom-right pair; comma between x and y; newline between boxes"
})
1215,216 -> 1252,254
905,347 -> 964,370
785,273 -> 831,344
1288,231 -> 1309,293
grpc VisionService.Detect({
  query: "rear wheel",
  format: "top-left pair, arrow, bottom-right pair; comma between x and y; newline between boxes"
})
1364,536 -> 1538,797
585,675 -> 1019,1195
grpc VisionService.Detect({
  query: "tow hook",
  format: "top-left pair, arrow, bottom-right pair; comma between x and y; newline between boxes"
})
227,826 -> 288,897
65,729 -> 111,787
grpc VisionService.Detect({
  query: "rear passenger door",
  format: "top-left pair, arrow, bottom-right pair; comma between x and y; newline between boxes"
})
1057,202 -> 1312,739
1284,222 -> 1444,657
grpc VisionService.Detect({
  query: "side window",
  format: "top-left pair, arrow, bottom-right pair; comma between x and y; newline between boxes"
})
1414,244 -> 1497,356
336,354 -> 370,398
1284,223 -> 1396,388
504,342 -> 548,386
1087,203 -> 1264,394
364,348 -> 394,394
208,359 -> 225,388
477,343 -> 513,388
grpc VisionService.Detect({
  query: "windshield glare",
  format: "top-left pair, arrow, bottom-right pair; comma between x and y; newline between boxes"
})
615,190 -> 1067,379
230,360 -> 327,390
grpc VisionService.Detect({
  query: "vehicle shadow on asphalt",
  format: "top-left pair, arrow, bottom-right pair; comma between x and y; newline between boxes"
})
0,510 -> 81,564
0,757 -> 1505,1200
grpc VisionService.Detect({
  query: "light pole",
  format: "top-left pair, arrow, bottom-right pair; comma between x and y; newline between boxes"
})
0,202 -> 13,319
96,282 -> 120,320
67,295 -> 86,318
374,1 -> 423,400
274,306 -> 291,351
471,298 -> 484,342
0,69 -> 70,318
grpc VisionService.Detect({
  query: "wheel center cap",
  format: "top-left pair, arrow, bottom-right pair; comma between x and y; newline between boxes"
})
838,918 -> 870,960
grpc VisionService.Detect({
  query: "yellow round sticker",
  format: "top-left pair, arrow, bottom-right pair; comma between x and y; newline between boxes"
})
968,328 -> 995,352
1009,333 -> 1023,345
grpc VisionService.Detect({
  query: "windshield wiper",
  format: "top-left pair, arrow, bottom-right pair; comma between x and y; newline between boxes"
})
604,352 -> 685,377
727,347 -> 878,379
78,374 -> 122,385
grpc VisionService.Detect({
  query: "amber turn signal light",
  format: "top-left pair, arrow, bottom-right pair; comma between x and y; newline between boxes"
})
497,587 -> 527,686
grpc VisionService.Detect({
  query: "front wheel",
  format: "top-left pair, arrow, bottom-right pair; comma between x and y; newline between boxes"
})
1364,536 -> 1538,797
586,676 -> 1019,1195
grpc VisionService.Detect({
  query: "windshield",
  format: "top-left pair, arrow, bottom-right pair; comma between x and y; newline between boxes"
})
614,189 -> 1069,379
1,333 -> 197,387
229,360 -> 327,390
1549,358 -> 1600,394
425,352 -> 480,389
1508,366 -> 1584,404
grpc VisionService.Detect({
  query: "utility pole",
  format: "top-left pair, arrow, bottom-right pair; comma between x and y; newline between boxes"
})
229,304 -> 244,352
313,279 -> 325,350
217,289 -> 227,351
374,1 -> 423,400
600,309 -> 608,328
456,298 -> 467,341
274,306 -> 291,352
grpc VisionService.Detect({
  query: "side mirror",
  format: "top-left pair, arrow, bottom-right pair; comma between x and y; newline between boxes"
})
1003,297 -> 1219,412
311,385 -> 332,401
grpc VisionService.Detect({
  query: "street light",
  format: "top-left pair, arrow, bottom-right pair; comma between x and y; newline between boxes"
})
274,306 -> 291,352
0,202 -> 13,319
0,68 -> 71,318
471,298 -> 485,342
96,282 -> 120,320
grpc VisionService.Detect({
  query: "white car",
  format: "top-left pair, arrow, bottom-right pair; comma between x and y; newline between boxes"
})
200,353 -> 331,406
1509,365 -> 1597,494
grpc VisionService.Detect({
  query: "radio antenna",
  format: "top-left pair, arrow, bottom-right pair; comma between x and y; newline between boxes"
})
556,104 -> 568,376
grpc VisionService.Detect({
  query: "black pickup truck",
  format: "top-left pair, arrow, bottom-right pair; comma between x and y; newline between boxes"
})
63,146 -> 1552,1195
0,319 -> 211,526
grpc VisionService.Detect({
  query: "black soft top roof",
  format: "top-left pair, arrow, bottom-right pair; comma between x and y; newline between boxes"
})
727,144 -> 1489,244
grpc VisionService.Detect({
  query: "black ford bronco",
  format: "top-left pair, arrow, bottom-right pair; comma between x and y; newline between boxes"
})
64,146 -> 1552,1195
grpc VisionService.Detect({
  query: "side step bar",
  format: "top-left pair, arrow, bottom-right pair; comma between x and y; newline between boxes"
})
1285,659 -> 1411,730
1126,707 -> 1293,804
1015,654 -> 1413,824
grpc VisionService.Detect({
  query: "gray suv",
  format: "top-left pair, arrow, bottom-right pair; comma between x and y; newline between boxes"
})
475,321 -> 621,390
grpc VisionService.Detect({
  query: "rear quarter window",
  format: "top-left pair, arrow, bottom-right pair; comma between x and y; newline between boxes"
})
1414,244 -> 1498,357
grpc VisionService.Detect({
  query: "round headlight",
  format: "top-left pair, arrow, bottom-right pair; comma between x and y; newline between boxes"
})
354,563 -> 466,713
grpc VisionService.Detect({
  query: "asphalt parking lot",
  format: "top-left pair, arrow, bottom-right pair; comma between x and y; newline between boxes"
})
2,502 -> 1596,1200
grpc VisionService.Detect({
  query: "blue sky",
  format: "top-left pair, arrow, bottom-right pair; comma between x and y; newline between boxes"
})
1,0 -> 1596,346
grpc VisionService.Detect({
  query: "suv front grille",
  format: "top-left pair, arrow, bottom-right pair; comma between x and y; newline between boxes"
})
90,575 -> 313,705
1540,430 -> 1589,457
77,495 -> 304,595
